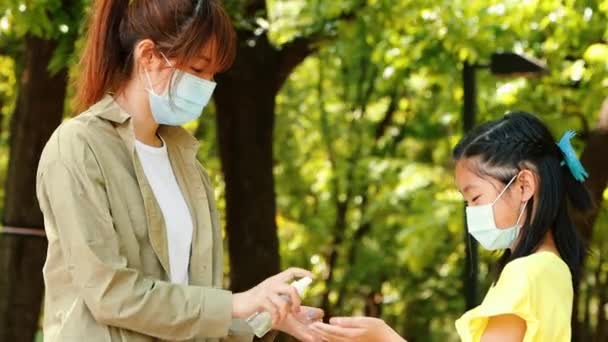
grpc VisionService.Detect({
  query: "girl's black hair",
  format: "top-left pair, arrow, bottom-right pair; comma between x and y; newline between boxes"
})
453,111 -> 592,284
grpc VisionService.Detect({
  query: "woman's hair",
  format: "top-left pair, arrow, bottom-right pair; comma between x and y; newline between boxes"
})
453,112 -> 592,283
75,0 -> 236,112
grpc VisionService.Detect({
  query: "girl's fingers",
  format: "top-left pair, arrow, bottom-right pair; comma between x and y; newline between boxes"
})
311,322 -> 366,339
329,316 -> 372,328
309,324 -> 337,341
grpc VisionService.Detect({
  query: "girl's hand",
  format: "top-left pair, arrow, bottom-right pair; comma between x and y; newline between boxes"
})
232,268 -> 314,326
311,317 -> 406,342
276,306 -> 325,342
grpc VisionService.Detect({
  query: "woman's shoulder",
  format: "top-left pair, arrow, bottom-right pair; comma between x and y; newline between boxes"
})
39,100 -> 120,172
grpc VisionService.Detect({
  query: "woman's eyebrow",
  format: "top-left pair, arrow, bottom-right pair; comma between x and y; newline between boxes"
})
195,56 -> 211,62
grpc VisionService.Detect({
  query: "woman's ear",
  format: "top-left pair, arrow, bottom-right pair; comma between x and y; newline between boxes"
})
517,169 -> 536,203
133,39 -> 159,71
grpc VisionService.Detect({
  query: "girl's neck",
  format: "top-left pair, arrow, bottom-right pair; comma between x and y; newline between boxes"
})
510,230 -> 559,256
536,231 -> 559,255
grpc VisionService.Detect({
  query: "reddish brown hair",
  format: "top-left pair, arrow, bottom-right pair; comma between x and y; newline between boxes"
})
75,0 -> 236,112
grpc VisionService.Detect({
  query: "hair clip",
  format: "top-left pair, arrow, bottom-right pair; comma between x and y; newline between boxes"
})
557,130 -> 589,182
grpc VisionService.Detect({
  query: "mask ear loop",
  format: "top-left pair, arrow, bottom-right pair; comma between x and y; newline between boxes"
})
143,51 -> 175,98
158,52 -> 179,107
143,68 -> 158,96
515,201 -> 529,226
491,173 -> 520,206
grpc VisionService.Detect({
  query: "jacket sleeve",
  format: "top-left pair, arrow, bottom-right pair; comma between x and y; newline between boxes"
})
36,139 -> 240,341
221,320 -> 277,342
197,163 -> 276,342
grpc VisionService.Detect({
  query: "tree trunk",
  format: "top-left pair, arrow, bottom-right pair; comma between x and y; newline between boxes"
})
572,121 -> 608,341
213,11 -> 316,291
214,35 -> 283,292
0,36 -> 67,341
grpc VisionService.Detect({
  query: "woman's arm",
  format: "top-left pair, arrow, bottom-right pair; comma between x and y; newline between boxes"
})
38,157 -> 237,340
481,314 -> 526,342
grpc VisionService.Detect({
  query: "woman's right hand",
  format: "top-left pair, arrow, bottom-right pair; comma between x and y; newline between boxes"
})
232,268 -> 314,326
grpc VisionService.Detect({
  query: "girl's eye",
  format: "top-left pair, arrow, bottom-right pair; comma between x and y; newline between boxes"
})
472,195 -> 481,203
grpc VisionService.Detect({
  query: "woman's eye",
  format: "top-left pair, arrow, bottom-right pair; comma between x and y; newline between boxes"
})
191,67 -> 203,73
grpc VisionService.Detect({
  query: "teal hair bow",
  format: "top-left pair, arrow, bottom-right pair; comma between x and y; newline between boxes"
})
557,130 -> 589,182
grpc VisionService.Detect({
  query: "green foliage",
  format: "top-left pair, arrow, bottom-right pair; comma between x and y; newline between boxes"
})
1,0 -> 608,341
0,0 -> 86,73
271,0 -> 608,340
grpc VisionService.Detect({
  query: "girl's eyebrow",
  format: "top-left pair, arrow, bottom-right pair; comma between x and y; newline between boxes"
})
462,184 -> 475,194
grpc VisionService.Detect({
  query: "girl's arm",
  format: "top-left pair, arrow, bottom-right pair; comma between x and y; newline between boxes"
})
481,314 -> 526,342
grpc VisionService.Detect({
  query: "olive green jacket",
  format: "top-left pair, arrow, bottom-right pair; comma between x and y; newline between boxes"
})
36,96 -> 269,342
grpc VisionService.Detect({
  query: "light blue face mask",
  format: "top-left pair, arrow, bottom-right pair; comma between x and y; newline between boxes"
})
466,173 -> 528,251
144,54 -> 216,126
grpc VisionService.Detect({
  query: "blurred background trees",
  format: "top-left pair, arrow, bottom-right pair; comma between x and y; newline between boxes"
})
0,0 -> 607,341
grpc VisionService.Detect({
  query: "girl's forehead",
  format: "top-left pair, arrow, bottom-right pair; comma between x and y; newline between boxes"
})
455,159 -> 499,193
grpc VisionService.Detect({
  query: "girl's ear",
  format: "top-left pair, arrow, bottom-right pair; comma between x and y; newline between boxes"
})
517,169 -> 536,203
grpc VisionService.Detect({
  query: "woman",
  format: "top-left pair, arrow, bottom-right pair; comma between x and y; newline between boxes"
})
311,112 -> 591,341
36,0 -> 322,341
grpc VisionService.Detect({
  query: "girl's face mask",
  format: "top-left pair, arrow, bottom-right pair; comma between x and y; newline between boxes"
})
465,173 -> 528,250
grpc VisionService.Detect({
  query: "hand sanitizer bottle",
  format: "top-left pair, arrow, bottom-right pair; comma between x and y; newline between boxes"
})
246,277 -> 313,338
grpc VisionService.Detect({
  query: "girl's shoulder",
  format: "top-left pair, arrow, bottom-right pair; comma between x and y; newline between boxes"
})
499,252 -> 572,290
505,251 -> 569,275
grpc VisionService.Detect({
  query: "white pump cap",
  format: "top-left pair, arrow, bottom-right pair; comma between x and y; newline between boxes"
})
290,277 -> 313,296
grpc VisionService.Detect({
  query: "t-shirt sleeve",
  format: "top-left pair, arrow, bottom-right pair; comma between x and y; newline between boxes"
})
456,261 -> 539,341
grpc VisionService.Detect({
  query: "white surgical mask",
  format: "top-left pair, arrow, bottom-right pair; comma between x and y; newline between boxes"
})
466,174 -> 528,250
144,53 -> 216,126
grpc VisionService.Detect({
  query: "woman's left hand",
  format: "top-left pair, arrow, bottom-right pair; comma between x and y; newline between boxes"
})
275,306 -> 325,342
310,317 -> 406,342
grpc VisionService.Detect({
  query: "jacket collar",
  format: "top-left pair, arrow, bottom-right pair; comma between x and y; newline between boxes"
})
93,95 -> 200,155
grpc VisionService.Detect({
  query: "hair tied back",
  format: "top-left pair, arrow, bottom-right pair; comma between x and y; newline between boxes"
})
557,130 -> 589,182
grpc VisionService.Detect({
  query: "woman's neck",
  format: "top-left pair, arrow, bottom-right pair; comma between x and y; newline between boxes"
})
114,79 -> 162,147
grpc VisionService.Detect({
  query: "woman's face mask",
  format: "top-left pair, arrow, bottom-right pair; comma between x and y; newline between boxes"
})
143,52 -> 216,126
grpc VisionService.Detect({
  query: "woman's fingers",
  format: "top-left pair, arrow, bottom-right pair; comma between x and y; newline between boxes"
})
268,293 -> 290,324
280,284 -> 302,312
274,267 -> 314,283
261,298 -> 280,326
296,306 -> 324,323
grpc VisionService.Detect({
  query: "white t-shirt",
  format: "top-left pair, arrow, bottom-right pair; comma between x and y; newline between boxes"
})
135,138 -> 193,285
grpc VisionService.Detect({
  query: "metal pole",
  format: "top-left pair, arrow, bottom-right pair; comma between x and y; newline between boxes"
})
462,61 -> 479,310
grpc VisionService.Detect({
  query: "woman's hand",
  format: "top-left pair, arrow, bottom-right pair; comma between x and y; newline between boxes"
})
311,317 -> 406,342
276,306 -> 325,342
232,268 -> 314,326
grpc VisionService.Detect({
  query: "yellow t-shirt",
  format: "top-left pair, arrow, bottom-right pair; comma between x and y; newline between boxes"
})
455,252 -> 573,342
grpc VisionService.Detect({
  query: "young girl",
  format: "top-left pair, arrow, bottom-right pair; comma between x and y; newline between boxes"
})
36,0 -> 322,341
311,112 -> 591,341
